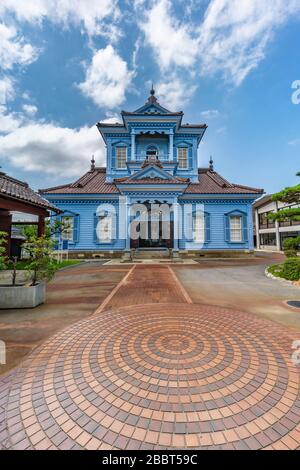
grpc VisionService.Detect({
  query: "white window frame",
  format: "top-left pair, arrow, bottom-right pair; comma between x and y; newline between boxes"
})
192,212 -> 205,243
230,215 -> 242,242
97,214 -> 113,243
61,216 -> 74,242
177,147 -> 188,169
116,147 -> 127,169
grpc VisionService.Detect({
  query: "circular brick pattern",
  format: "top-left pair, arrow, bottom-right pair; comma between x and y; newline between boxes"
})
4,303 -> 300,450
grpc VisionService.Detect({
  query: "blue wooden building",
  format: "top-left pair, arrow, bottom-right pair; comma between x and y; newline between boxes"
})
41,88 -> 263,256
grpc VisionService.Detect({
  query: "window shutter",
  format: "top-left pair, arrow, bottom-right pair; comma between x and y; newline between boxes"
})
224,214 -> 230,242
111,146 -> 116,169
73,215 -> 79,243
94,214 -> 99,244
205,213 -> 211,242
111,212 -> 117,240
188,147 -> 193,169
242,214 -> 248,242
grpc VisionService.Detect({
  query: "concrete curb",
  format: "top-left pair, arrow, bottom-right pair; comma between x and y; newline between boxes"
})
264,267 -> 299,287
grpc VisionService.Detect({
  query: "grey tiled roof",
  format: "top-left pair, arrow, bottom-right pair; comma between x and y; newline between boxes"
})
0,172 -> 59,211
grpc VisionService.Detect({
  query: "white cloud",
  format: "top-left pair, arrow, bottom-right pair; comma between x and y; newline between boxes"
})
139,0 -> 198,70
0,76 -> 15,104
201,109 -> 220,118
0,123 -> 105,176
0,0 -> 119,37
22,103 -> 38,116
78,45 -> 135,109
138,0 -> 300,87
0,105 -> 21,133
156,76 -> 197,110
198,0 -> 300,85
0,23 -> 38,70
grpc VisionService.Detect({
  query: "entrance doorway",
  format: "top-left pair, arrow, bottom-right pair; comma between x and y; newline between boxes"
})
130,201 -> 174,249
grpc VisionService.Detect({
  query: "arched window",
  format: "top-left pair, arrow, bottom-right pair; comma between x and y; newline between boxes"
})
146,145 -> 158,160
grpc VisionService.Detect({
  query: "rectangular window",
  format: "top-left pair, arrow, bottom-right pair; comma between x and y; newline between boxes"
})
177,147 -> 188,169
116,147 -> 127,169
258,211 -> 275,229
97,215 -> 113,243
192,212 -> 205,243
61,216 -> 74,242
260,233 -> 276,246
230,216 -> 242,242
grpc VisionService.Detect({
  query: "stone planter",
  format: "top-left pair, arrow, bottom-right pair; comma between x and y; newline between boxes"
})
0,282 -> 46,309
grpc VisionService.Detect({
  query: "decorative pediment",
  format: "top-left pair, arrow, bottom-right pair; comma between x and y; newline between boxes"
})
125,164 -> 174,181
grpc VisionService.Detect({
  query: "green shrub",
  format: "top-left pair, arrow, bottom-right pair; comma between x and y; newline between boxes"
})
281,258 -> 300,281
285,249 -> 298,258
283,236 -> 300,258
0,231 -> 8,270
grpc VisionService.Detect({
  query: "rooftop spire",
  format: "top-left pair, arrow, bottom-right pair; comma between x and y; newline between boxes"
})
209,156 -> 214,171
147,83 -> 157,104
91,155 -> 95,171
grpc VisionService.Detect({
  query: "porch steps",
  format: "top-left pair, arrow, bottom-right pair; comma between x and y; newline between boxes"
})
133,249 -> 171,259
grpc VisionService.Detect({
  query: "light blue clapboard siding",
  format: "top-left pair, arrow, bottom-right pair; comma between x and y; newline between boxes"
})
178,201 -> 254,250
49,197 -> 255,251
51,200 -> 126,251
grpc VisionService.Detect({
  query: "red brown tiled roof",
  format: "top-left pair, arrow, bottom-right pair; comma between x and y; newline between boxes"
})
40,167 -> 263,196
185,169 -> 263,195
0,171 -> 59,212
40,168 -> 119,195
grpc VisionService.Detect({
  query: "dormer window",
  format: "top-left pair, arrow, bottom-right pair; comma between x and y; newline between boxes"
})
116,147 -> 127,169
177,147 -> 188,169
146,146 -> 158,160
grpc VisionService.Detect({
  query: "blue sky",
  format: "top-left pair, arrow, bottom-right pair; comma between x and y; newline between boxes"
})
0,0 -> 299,194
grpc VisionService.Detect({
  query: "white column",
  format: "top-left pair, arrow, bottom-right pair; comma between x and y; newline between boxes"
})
131,129 -> 135,161
274,201 -> 281,251
169,130 -> 174,161
254,209 -> 260,250
125,197 -> 131,251
173,199 -> 179,252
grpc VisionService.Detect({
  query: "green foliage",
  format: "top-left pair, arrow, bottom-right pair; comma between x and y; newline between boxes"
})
282,236 -> 300,258
0,231 -> 8,270
281,258 -> 300,281
269,172 -> 300,259
23,235 -> 56,286
271,178 -> 300,205
268,258 -> 300,281
268,207 -> 300,222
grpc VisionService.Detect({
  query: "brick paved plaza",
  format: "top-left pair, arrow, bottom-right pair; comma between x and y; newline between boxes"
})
1,263 -> 300,450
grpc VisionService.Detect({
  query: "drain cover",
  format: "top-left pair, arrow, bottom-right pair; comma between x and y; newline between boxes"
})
287,300 -> 300,309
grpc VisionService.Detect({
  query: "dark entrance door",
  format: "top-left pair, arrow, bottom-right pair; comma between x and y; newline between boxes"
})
130,202 -> 173,249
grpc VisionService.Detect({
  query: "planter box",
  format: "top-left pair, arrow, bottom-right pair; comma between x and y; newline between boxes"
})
0,283 -> 46,309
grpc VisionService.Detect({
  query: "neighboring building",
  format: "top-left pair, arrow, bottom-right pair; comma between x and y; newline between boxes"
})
253,195 -> 300,251
0,171 -> 60,257
40,88 -> 263,255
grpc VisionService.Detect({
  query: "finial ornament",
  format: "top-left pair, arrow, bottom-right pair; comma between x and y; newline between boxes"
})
150,83 -> 155,96
91,155 -> 95,171
209,156 -> 214,171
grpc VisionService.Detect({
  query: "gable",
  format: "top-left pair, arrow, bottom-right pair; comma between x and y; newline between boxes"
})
128,165 -> 174,181
133,101 -> 172,115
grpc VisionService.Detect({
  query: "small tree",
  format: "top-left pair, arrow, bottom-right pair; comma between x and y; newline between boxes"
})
0,231 -> 8,270
269,172 -> 300,256
24,235 -> 56,286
